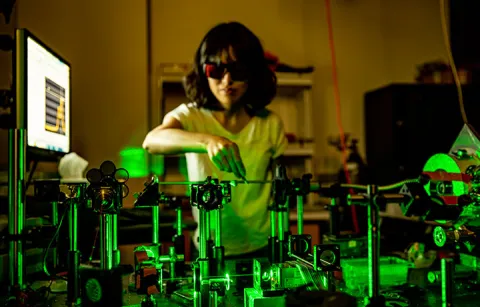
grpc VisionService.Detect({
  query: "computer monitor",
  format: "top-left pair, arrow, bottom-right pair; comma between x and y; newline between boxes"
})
15,29 -> 71,158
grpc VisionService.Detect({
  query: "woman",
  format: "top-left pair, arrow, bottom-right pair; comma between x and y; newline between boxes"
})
143,21 -> 288,258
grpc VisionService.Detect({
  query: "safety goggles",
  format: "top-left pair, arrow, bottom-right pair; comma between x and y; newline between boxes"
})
203,63 -> 249,81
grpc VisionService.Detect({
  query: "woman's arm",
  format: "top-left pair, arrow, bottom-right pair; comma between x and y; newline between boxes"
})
142,115 -> 246,178
142,115 -> 211,155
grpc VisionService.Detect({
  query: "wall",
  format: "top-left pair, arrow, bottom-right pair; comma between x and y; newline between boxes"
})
0,0 -> 448,183
0,4 -> 16,169
0,0 -> 148,202
16,0 -> 148,167
152,0 -> 448,173
304,0 -> 390,172
151,0 -> 308,68
383,0 -> 447,82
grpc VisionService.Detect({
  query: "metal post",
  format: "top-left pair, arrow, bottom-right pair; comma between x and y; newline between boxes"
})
278,206 -> 284,242
441,258 -> 454,307
99,214 -> 114,270
197,210 -> 210,307
113,214 -> 120,267
214,210 -> 222,247
152,206 -> 159,245
329,198 -> 339,236
269,209 -> 278,263
297,195 -> 304,235
206,210 -> 211,241
270,210 -> 276,237
199,211 -> 208,259
68,197 -> 80,305
367,185 -> 380,299
283,201 -> 290,236
8,128 -> 26,290
51,201 -> 59,269
176,208 -> 182,236
322,271 -> 336,292
209,290 -> 218,307
8,28 -> 27,291
211,209 -> 225,276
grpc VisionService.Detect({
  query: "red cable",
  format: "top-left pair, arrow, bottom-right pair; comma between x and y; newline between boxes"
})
324,0 -> 360,234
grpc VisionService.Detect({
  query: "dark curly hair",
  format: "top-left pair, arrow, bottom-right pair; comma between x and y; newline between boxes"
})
184,22 -> 277,114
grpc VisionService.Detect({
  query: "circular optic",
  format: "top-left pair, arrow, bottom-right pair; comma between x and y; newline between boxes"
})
86,168 -> 102,184
100,161 -> 116,177
433,226 -> 447,247
114,168 -> 130,183
202,191 -> 212,203
319,250 -> 336,265
85,278 -> 102,303
122,185 -> 130,198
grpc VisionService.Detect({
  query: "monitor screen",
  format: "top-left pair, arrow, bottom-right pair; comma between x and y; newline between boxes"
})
26,34 -> 71,154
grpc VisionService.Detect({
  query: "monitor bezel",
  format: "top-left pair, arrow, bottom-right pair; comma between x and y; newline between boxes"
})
16,28 -> 72,159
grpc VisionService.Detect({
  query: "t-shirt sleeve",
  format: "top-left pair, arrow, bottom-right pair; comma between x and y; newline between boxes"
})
165,103 -> 196,131
271,114 -> 288,159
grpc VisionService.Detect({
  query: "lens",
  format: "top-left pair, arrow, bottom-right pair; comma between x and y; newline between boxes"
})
204,63 -> 224,80
115,168 -> 130,183
100,161 -> 116,177
229,63 -> 248,81
319,250 -> 336,266
204,63 -> 248,81
86,168 -> 102,184
122,185 -> 129,198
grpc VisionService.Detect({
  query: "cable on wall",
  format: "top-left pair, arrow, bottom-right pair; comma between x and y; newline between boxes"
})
324,0 -> 360,234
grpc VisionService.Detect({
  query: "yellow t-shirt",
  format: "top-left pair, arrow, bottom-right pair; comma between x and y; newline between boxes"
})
167,103 -> 288,256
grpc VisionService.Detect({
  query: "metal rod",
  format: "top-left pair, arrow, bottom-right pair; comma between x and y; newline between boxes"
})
199,210 -> 208,259
113,213 -> 119,267
278,203 -> 285,242
206,211 -> 211,241
329,198 -> 340,236
209,291 -> 218,307
162,274 -> 255,282
156,180 -> 320,185
306,253 -> 336,268
68,200 -> 78,254
67,197 -> 80,305
297,195 -> 304,234
214,210 -> 222,247
176,208 -> 182,236
8,128 -> 26,290
208,274 -> 253,278
52,202 -> 59,225
51,201 -> 59,269
146,0 -> 154,171
283,196 -> 290,235
270,210 -> 276,237
289,253 -> 314,269
197,210 -> 210,307
169,247 -> 176,279
367,185 -> 380,299
441,258 -> 454,307
152,206 -> 159,244
100,214 -> 114,270
322,271 -> 336,292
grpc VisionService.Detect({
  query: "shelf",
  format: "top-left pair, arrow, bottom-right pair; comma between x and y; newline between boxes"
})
284,147 -> 314,157
158,75 -> 184,86
276,73 -> 313,87
157,72 -> 313,88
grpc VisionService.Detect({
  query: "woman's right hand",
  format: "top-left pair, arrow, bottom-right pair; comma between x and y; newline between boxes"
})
205,135 -> 246,179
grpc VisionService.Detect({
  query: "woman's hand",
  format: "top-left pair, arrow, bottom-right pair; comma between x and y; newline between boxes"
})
205,135 -> 246,179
